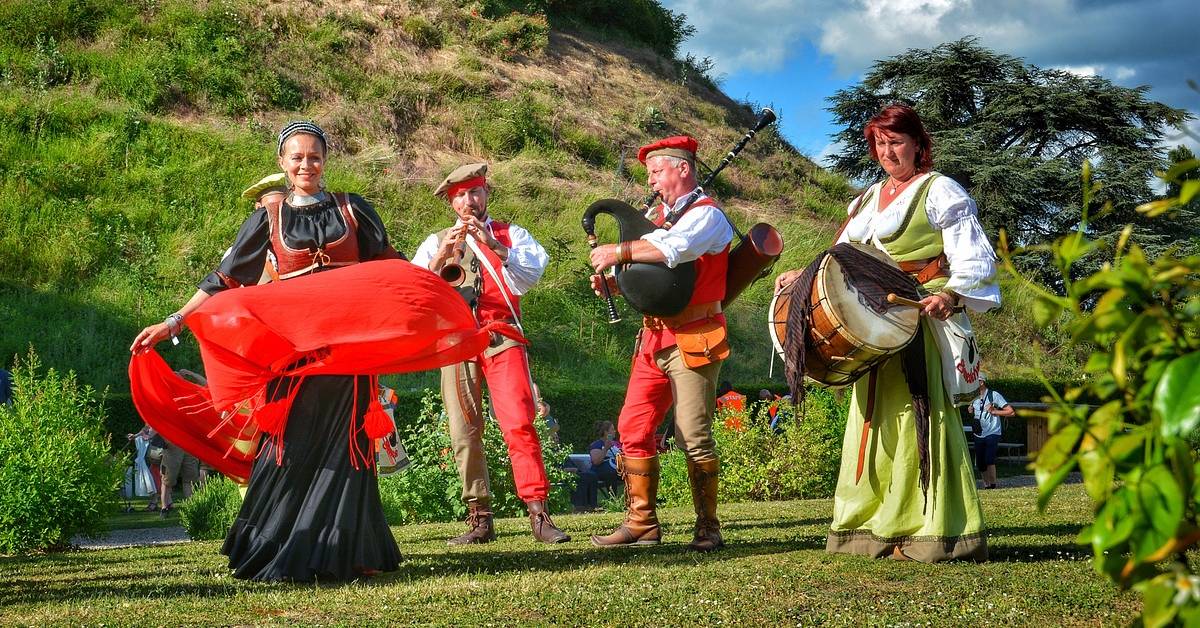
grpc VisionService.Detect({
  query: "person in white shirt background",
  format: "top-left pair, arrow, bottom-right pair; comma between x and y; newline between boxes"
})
968,375 -> 1015,489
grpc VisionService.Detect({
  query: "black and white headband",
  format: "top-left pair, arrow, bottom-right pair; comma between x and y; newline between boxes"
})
277,121 -> 328,155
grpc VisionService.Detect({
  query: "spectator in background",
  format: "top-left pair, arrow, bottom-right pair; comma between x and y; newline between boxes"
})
129,425 -> 169,513
537,398 -> 560,445
128,423 -> 163,510
968,376 -> 1015,489
756,389 -> 782,431
715,381 -> 746,414
0,368 -> 11,405
589,421 -> 621,488
160,436 -> 201,515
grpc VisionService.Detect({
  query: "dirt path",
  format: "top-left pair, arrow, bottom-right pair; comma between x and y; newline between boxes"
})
73,526 -> 190,550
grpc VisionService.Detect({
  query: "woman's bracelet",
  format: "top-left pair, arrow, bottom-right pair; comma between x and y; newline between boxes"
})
164,313 -> 184,345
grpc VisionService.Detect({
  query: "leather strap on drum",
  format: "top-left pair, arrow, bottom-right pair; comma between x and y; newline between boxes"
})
855,370 -> 878,484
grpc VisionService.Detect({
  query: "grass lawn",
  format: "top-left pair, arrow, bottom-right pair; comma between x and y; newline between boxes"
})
1,483 -> 1135,626
103,495 -> 187,530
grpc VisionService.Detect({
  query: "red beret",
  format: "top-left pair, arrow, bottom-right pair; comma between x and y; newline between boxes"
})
637,135 -> 698,164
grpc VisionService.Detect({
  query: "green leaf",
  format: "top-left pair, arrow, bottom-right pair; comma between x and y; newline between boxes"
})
1055,231 -> 1098,268
1084,352 -> 1111,374
1035,422 -> 1082,510
1078,402 -> 1120,502
1031,294 -> 1069,327
1092,486 -> 1136,551
1133,465 -> 1184,561
1109,431 -> 1146,463
1138,574 -> 1180,628
1137,198 -> 1177,218
1036,454 -> 1078,511
1155,353 -> 1200,440
1163,157 -> 1200,183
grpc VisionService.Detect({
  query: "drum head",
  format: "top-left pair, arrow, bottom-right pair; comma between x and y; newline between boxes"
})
817,244 -> 918,352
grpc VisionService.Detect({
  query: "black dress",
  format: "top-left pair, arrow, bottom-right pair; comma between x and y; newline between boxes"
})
200,193 -> 402,582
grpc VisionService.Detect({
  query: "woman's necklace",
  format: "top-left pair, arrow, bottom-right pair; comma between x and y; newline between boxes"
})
884,173 -> 916,196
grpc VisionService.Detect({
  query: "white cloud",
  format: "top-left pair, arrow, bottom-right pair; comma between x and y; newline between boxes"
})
663,0 -> 1197,112
663,0 -> 836,75
1053,65 -> 1101,77
1115,66 -> 1137,80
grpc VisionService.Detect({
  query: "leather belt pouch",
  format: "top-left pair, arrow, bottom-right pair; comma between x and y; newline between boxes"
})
674,318 -> 729,369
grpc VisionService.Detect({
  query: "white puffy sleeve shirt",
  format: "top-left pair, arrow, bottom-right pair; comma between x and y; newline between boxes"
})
836,174 -> 1001,313
640,190 -> 735,267
409,219 -> 548,296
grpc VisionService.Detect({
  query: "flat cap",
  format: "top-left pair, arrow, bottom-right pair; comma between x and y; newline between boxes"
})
241,173 -> 288,200
434,162 -> 489,199
637,135 -> 698,164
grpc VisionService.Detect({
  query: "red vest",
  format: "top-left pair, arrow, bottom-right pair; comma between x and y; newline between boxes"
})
472,221 -> 522,325
652,197 -> 730,306
638,197 -> 731,356
265,193 -> 360,279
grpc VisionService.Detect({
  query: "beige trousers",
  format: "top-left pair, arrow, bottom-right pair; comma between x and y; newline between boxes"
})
618,344 -> 722,461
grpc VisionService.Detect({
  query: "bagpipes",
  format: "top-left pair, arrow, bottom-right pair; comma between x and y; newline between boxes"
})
581,108 -> 784,320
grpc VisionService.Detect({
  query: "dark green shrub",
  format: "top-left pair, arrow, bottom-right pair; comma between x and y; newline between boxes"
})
378,390 -> 574,524
402,15 -> 444,50
0,350 -> 123,553
658,387 -> 848,505
178,477 -> 242,541
547,0 -> 693,59
533,383 -> 626,451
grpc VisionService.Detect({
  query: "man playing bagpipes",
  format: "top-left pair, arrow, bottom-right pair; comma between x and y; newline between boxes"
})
412,163 -> 570,545
588,136 -> 734,551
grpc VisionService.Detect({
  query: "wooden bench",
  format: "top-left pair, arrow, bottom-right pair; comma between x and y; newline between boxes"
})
997,442 -> 1025,458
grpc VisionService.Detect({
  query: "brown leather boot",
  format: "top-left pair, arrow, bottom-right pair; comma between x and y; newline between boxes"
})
591,454 -> 662,547
527,500 -> 571,543
447,500 -> 495,545
687,458 -> 724,552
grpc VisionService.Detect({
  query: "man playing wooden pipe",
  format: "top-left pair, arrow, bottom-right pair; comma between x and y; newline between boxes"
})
588,136 -> 734,551
412,162 -> 569,544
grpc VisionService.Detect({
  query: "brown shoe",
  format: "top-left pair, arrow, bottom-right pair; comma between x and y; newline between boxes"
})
591,454 -> 662,547
527,500 -> 570,543
447,500 -> 495,545
687,458 -> 724,552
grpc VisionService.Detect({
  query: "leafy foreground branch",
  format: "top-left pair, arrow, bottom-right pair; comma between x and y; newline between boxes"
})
1001,159 -> 1200,627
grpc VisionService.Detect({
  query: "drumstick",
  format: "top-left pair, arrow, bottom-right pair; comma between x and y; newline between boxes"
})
887,293 -> 966,313
886,293 -> 924,308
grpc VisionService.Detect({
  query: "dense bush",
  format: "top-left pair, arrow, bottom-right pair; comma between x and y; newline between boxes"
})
378,390 -> 574,524
546,0 -> 693,59
659,388 -> 848,505
0,350 -> 123,553
178,477 -> 242,541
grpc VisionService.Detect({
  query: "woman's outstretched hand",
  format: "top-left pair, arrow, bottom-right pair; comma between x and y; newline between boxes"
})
130,323 -> 170,353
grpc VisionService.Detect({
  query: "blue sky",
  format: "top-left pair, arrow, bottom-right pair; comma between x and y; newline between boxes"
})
663,0 -> 1200,165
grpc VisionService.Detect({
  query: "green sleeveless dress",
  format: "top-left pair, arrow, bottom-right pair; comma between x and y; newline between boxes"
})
825,173 -> 987,562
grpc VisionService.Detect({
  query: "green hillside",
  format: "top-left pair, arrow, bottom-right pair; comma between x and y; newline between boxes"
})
0,0 -> 1081,407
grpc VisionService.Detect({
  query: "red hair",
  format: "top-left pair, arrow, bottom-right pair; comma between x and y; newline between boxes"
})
864,103 -> 934,172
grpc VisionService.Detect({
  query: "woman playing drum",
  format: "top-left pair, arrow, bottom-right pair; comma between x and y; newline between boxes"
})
775,103 -> 1000,562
